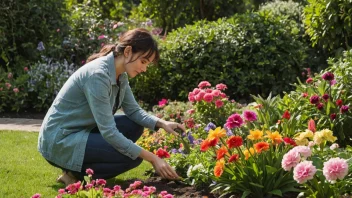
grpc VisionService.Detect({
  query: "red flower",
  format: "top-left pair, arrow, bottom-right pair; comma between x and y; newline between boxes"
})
200,139 -> 210,152
208,138 -> 218,147
330,113 -> 337,120
282,110 -> 290,120
226,136 -> 243,148
302,93 -> 308,98
316,103 -> 324,110
310,95 -> 320,104
228,154 -> 240,163
340,105 -> 349,113
155,148 -> 170,158
336,99 -> 343,107
322,72 -> 334,81
322,94 -> 329,101
214,165 -> 224,177
283,137 -> 297,146
216,147 -> 228,160
306,78 -> 313,83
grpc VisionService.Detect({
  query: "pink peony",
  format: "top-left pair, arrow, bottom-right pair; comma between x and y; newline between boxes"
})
31,193 -> 41,198
212,89 -> 221,97
293,161 -> 317,184
216,83 -> 227,90
96,179 -> 107,186
243,110 -> 257,122
195,91 -> 206,101
215,100 -> 224,108
282,150 -> 301,171
86,168 -> 94,176
198,81 -> 211,89
291,146 -> 312,159
203,93 -> 213,103
188,92 -> 195,102
192,88 -> 201,95
306,78 -> 313,83
225,113 -> 244,129
323,157 -> 349,182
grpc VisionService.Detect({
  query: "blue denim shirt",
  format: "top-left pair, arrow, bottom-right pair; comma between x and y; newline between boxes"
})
38,52 -> 159,172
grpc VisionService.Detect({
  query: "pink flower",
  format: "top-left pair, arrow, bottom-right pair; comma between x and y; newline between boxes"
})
308,119 -> 316,133
188,92 -> 195,102
96,179 -> 107,186
216,83 -> 227,90
85,183 -> 93,189
212,89 -> 221,97
198,81 -> 211,89
98,34 -> 106,40
130,181 -> 143,189
330,143 -> 339,150
195,91 -> 206,101
13,88 -> 19,93
203,93 -> 213,103
85,168 -> 94,176
56,28 -> 60,32
316,103 -> 324,110
291,146 -> 312,159
215,100 -> 224,108
58,189 -> 66,194
293,161 -> 317,184
5,83 -> 11,89
7,73 -> 13,79
306,78 -> 313,83
158,98 -> 168,107
282,150 -> 301,171
113,185 -> 121,191
101,42 -> 105,47
0,87 -> 3,91
322,72 -> 334,81
81,60 -> 86,65
205,88 -> 212,93
302,92 -> 308,98
192,88 -> 201,95
187,109 -> 195,114
243,110 -> 257,122
24,67 -> 29,71
220,92 -> 227,98
225,113 -> 244,129
323,157 -> 348,182
113,23 -> 119,29
330,80 -> 337,85
31,193 -> 41,198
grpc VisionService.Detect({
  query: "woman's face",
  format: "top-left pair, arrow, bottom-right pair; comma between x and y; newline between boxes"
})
124,50 -> 155,78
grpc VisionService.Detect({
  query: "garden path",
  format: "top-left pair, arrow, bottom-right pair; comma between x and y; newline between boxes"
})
0,118 -> 42,132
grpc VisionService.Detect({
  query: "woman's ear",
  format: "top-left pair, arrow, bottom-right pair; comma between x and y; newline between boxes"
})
124,46 -> 132,58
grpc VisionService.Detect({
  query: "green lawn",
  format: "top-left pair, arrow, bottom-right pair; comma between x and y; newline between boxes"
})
0,130 -> 152,198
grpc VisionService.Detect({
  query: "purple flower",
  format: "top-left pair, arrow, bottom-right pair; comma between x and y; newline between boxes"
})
170,148 -> 178,154
340,105 -> 349,113
330,80 -> 337,86
243,110 -> 257,122
204,122 -> 216,132
322,72 -> 334,81
224,126 -> 234,136
37,41 -> 45,51
187,132 -> 195,144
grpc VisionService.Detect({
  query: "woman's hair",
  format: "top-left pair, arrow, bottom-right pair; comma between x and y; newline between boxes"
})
86,28 -> 159,64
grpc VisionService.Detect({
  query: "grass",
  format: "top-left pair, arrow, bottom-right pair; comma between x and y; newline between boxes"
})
0,130 -> 152,198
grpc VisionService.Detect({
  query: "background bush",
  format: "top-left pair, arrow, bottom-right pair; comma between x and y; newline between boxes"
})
304,0 -> 352,55
0,0 -> 68,73
131,11 -> 311,104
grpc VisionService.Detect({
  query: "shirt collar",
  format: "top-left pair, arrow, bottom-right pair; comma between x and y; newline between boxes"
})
107,52 -> 127,85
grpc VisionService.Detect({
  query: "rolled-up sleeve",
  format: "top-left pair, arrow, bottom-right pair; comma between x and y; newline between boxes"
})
122,83 -> 160,130
83,72 -> 142,159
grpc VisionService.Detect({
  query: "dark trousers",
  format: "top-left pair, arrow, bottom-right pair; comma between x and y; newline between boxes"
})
48,115 -> 144,180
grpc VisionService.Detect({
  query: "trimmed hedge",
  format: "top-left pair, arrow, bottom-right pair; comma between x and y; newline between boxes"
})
131,12 -> 310,104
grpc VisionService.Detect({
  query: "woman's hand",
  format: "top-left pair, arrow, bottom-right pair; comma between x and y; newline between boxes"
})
139,149 -> 180,180
156,120 -> 186,136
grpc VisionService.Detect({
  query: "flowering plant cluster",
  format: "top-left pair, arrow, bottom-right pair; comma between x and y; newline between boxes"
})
281,68 -> 352,146
199,125 -> 298,197
151,99 -> 192,124
137,129 -> 179,153
0,68 -> 30,112
187,81 -> 242,127
32,169 -> 174,198
281,133 -> 352,197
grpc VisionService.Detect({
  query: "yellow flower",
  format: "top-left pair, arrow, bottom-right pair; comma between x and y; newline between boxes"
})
294,130 -> 314,146
247,129 -> 263,140
216,158 -> 225,168
265,131 -> 282,144
313,129 -> 337,145
244,147 -> 255,160
208,127 -> 226,140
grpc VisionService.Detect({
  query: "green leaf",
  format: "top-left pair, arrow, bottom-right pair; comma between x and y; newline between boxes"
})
241,191 -> 251,198
249,182 -> 264,188
269,189 -> 283,197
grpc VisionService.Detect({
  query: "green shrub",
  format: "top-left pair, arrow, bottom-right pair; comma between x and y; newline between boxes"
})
260,0 -> 305,23
0,0 -> 68,72
132,12 -> 309,104
304,0 -> 352,54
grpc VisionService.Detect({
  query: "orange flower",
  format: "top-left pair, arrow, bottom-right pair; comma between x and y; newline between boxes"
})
254,142 -> 270,153
216,146 -> 228,160
226,136 -> 243,148
214,159 -> 225,177
228,154 -> 240,163
247,129 -> 263,140
265,131 -> 282,144
214,165 -> 224,177
208,127 -> 226,140
244,148 -> 255,160
200,139 -> 210,152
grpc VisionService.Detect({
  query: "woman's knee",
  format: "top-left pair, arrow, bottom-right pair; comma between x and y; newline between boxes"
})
114,115 -> 144,142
